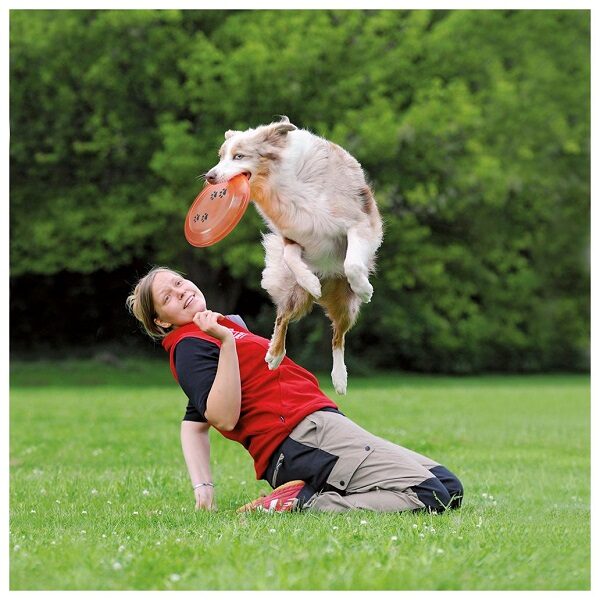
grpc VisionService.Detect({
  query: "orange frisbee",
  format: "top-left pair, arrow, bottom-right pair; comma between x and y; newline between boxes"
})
184,174 -> 251,247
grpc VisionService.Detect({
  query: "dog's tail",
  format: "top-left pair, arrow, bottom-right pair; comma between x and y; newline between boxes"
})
359,186 -> 377,216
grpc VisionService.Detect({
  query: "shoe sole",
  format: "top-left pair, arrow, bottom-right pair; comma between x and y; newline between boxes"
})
236,480 -> 305,513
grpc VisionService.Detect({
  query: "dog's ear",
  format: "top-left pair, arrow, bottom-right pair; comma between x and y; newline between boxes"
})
269,116 -> 298,138
225,129 -> 241,140
273,122 -> 297,135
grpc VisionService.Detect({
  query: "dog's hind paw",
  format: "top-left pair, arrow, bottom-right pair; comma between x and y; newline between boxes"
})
265,349 -> 286,370
331,364 -> 348,395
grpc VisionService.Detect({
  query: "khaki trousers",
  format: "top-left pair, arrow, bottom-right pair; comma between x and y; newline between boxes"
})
288,410 -> 441,512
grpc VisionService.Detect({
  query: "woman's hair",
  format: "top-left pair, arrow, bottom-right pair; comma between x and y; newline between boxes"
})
126,266 -> 181,340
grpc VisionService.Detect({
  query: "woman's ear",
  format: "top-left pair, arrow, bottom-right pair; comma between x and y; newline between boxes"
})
154,318 -> 171,329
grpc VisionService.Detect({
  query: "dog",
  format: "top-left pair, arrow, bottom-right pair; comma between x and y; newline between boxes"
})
205,116 -> 383,394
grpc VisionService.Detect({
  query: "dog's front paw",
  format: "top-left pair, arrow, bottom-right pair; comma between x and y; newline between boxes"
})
349,278 -> 373,303
265,349 -> 286,370
345,263 -> 373,303
297,272 -> 322,299
331,363 -> 347,395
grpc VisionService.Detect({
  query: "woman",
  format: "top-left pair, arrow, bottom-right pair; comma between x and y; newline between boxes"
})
126,266 -> 463,513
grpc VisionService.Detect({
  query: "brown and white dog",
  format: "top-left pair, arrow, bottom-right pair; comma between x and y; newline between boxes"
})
205,116 -> 383,394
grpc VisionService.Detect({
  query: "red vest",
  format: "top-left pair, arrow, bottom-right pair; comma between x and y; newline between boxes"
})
162,317 -> 338,479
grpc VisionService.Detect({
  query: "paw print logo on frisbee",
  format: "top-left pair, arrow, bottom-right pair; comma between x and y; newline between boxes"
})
184,174 -> 251,247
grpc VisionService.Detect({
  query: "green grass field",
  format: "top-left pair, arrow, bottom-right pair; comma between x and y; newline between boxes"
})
9,359 -> 590,590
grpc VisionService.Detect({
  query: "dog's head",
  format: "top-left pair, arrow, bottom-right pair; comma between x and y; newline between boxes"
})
204,116 -> 297,185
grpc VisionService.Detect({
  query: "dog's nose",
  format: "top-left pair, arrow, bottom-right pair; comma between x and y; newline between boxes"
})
205,170 -> 217,184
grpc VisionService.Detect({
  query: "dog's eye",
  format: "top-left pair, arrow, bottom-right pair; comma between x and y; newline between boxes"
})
233,153 -> 245,160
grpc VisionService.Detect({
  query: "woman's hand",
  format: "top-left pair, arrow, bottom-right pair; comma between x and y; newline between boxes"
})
194,485 -> 216,511
193,310 -> 233,342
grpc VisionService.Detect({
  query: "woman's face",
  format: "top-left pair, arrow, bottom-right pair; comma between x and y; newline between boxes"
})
152,270 -> 207,329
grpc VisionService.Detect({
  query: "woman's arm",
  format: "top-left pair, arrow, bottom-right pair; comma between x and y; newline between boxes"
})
193,310 -> 241,431
180,420 -> 216,510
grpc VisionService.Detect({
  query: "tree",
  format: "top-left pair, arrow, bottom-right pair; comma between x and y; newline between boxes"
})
9,9 -> 590,371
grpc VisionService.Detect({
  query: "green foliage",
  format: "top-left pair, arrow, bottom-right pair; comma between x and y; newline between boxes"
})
9,9 -> 590,371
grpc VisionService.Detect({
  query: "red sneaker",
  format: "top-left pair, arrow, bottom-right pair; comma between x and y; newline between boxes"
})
236,480 -> 307,513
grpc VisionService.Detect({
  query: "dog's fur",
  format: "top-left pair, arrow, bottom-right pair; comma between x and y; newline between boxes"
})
205,116 -> 383,394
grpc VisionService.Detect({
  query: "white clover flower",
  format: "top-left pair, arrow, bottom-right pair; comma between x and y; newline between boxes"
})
118,545 -> 125,553
156,541 -> 161,545
436,548 -> 444,554
413,524 -> 418,529
391,535 -> 398,541
482,493 -> 488,498
132,511 -> 139,515
91,488 -> 98,495
419,533 -> 425,538
14,545 -> 21,551
169,574 -> 181,582
80,530 -> 86,534
82,510 -> 88,514
269,528 -> 276,534
332,526 -> 339,531
30,509 -> 36,513
142,490 -> 150,496
360,519 -> 368,525
112,561 -> 122,570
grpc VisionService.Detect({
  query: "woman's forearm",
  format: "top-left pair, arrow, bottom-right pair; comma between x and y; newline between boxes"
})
180,421 -> 213,485
204,335 -> 241,430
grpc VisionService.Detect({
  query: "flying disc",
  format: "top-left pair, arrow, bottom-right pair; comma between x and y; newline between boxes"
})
184,174 -> 251,247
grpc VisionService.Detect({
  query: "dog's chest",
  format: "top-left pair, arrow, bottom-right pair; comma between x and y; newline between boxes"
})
251,181 -> 349,272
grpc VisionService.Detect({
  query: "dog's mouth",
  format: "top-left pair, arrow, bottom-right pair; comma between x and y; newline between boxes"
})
240,171 -> 252,181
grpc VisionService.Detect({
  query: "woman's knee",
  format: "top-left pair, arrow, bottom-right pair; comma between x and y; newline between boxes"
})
411,476 -> 452,512
429,465 -> 464,508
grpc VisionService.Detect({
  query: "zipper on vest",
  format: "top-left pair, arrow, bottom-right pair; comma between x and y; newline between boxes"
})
271,453 -> 285,488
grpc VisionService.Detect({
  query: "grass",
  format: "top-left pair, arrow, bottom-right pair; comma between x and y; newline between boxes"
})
9,359 -> 590,590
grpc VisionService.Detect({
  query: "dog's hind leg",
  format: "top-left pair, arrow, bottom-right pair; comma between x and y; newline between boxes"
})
282,238 -> 322,299
265,285 -> 313,370
318,278 -> 362,395
344,226 -> 378,303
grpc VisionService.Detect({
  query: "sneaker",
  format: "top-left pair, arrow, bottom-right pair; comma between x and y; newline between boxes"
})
236,480 -> 307,513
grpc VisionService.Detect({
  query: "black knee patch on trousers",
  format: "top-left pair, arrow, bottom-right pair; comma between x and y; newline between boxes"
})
412,476 -> 452,512
429,465 -> 464,509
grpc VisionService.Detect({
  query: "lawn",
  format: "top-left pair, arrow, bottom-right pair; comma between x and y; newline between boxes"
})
9,359 -> 590,590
